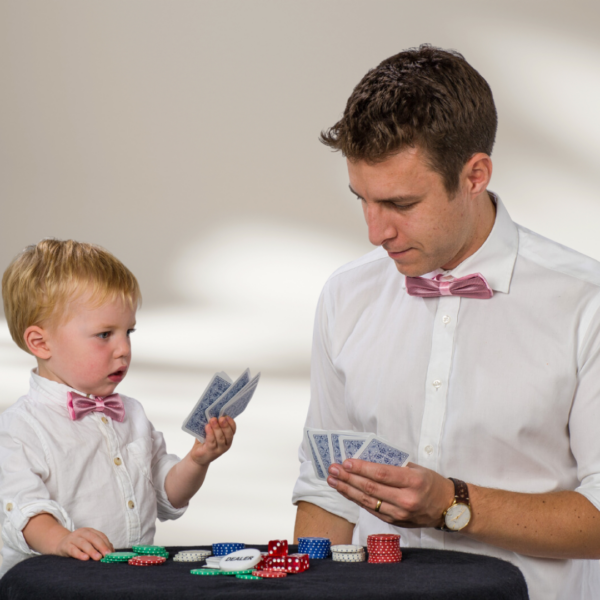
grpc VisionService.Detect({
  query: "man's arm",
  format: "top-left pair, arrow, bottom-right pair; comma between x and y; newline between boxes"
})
293,501 -> 354,545
328,460 -> 600,560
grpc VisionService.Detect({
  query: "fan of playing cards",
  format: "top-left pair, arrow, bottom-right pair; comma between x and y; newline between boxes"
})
182,370 -> 260,442
305,428 -> 410,480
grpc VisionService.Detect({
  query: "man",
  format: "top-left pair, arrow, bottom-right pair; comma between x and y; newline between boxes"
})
292,45 -> 600,599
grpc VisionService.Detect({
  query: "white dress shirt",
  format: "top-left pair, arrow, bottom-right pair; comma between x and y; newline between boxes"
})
0,371 -> 186,577
292,196 -> 600,600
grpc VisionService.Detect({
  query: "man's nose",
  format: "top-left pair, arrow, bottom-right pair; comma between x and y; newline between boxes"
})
364,203 -> 396,247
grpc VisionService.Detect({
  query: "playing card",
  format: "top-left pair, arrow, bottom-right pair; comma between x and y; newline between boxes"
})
353,436 -> 410,467
308,429 -> 333,476
205,369 -> 251,421
218,372 -> 261,419
339,433 -> 373,462
305,427 -> 326,480
182,372 -> 232,441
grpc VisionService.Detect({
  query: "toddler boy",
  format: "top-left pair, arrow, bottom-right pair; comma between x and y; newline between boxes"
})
0,239 -> 236,576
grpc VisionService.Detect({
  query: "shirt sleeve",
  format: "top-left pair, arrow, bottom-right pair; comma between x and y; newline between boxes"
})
571,293 -> 600,510
148,423 -> 187,521
291,284 -> 361,524
0,410 -> 75,555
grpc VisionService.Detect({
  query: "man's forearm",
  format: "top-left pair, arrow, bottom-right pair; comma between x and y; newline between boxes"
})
293,501 -> 354,544
465,486 -> 600,559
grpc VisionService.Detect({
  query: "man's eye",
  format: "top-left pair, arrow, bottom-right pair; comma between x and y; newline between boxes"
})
391,202 -> 416,211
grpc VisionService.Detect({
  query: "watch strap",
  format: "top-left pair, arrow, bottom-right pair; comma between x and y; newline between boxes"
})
435,477 -> 470,532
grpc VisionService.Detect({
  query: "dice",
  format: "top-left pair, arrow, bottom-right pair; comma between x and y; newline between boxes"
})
264,556 -> 287,571
285,553 -> 310,573
268,540 -> 289,557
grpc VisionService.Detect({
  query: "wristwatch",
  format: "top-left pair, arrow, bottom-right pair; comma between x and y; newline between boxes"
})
438,477 -> 471,532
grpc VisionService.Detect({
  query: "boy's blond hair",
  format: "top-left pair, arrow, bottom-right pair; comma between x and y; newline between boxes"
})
2,239 -> 141,354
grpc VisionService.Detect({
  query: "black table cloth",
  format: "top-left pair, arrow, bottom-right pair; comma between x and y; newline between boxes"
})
0,545 -> 529,600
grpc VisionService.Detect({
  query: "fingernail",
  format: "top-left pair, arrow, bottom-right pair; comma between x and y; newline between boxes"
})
329,466 -> 339,476
328,477 -> 338,488
343,460 -> 352,471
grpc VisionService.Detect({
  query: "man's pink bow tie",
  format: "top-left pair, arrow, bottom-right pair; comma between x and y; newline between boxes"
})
405,273 -> 493,299
67,391 -> 126,422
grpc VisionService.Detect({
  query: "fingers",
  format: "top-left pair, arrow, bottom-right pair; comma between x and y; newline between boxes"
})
60,528 -> 114,561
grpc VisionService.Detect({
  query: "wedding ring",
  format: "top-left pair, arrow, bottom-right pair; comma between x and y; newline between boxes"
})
374,499 -> 382,512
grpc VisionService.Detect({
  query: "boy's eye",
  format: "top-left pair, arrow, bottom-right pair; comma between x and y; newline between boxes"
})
97,332 -> 111,339
127,328 -> 136,336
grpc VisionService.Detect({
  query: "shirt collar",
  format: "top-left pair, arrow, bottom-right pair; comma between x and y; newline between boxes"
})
402,192 -> 519,294
29,369 -> 91,409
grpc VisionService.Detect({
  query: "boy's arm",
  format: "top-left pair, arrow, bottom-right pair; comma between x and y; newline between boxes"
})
23,513 -> 113,560
164,416 -> 236,509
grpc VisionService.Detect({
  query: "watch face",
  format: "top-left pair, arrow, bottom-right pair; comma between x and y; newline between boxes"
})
445,503 -> 471,531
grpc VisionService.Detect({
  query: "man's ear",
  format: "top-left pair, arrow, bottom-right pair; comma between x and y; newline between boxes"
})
463,153 -> 493,197
24,325 -> 52,360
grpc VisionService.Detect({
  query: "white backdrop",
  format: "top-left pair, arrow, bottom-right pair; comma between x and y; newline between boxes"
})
1,0 -> 599,552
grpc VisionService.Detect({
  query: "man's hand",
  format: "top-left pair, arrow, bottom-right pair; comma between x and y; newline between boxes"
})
190,416 -> 236,466
327,459 -> 454,528
54,527 -> 114,561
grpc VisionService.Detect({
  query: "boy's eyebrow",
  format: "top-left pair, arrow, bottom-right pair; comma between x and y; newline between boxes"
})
348,185 -> 423,204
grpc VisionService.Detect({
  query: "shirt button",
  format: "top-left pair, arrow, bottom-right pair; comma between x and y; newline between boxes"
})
128,500 -> 135,509
6,503 -> 13,511
432,379 -> 442,389
114,457 -> 122,466
442,315 -> 451,324
425,445 -> 433,455
101,417 -> 108,424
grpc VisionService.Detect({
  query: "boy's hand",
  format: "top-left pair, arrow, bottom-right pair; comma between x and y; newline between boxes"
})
190,416 -> 236,466
55,527 -> 114,561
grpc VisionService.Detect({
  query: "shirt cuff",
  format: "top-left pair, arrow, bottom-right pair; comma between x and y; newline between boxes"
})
2,499 -> 75,555
575,473 -> 600,512
152,454 -> 188,521
292,460 -> 360,524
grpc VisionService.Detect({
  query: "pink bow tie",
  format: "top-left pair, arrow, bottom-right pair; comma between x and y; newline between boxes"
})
67,391 -> 126,422
405,273 -> 493,299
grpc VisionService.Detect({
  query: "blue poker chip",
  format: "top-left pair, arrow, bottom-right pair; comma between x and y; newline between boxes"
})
298,537 -> 330,543
212,543 -> 245,556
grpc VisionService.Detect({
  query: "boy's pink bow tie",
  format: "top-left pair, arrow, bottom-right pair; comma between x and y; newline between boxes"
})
405,273 -> 493,299
67,391 -> 126,422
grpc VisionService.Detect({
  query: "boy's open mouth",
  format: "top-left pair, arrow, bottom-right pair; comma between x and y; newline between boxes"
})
108,369 -> 127,382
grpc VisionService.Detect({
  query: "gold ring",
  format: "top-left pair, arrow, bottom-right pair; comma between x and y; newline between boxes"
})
374,499 -> 382,512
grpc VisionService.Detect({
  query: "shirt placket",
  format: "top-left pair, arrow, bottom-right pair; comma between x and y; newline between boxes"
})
93,413 -> 141,545
417,295 -> 460,549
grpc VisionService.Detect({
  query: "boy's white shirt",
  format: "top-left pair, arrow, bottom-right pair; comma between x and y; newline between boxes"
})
0,370 -> 186,577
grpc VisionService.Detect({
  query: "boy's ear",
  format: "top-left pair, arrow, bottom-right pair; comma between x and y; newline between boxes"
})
24,326 -> 52,360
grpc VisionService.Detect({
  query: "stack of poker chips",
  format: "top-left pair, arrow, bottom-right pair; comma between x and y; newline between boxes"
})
212,542 -> 245,556
366,534 -> 402,564
297,537 -> 331,559
128,555 -> 167,566
331,544 -> 366,562
100,551 -> 139,563
173,549 -> 212,562
132,545 -> 169,559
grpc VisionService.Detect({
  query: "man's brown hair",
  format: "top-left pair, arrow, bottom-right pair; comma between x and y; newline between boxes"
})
320,44 -> 497,194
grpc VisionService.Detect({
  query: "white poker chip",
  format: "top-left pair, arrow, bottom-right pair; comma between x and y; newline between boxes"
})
330,545 -> 364,554
219,548 -> 262,572
332,551 -> 366,562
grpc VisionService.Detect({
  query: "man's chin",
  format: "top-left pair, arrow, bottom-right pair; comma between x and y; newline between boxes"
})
390,259 -> 431,278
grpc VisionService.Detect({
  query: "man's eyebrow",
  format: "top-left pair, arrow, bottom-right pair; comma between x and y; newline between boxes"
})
348,185 -> 423,203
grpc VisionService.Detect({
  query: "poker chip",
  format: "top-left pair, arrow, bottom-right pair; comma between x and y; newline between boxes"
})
252,569 -> 287,578
191,568 -> 224,576
101,551 -> 140,563
212,542 -> 245,556
131,545 -> 169,558
298,537 -> 331,559
128,555 -> 167,566
332,551 -> 365,563
173,549 -> 212,562
330,545 -> 364,553
236,574 -> 263,580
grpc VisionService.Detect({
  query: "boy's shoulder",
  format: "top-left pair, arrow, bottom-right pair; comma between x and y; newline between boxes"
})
0,394 -> 43,433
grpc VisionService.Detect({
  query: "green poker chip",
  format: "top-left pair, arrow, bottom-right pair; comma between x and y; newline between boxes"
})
236,574 -> 262,580
133,545 -> 167,554
191,568 -> 223,576
101,552 -> 140,563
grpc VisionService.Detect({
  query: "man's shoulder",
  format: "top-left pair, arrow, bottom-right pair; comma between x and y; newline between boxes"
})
517,225 -> 600,289
325,246 -> 391,285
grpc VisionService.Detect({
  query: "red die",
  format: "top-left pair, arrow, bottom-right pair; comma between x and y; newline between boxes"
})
268,540 -> 289,557
264,556 -> 287,571
285,553 -> 310,573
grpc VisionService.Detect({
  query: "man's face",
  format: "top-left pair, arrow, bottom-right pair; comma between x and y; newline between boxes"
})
347,147 -> 483,277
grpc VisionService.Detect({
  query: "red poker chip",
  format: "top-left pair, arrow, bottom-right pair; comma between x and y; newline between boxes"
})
368,556 -> 402,563
367,534 -> 401,541
128,556 -> 166,565
252,569 -> 287,578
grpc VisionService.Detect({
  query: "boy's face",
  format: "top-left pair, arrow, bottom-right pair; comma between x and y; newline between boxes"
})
37,292 -> 136,397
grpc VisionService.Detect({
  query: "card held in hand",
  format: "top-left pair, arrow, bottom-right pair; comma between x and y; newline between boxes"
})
205,369 -> 251,421
219,372 -> 261,419
353,436 -> 410,467
181,372 -> 232,442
